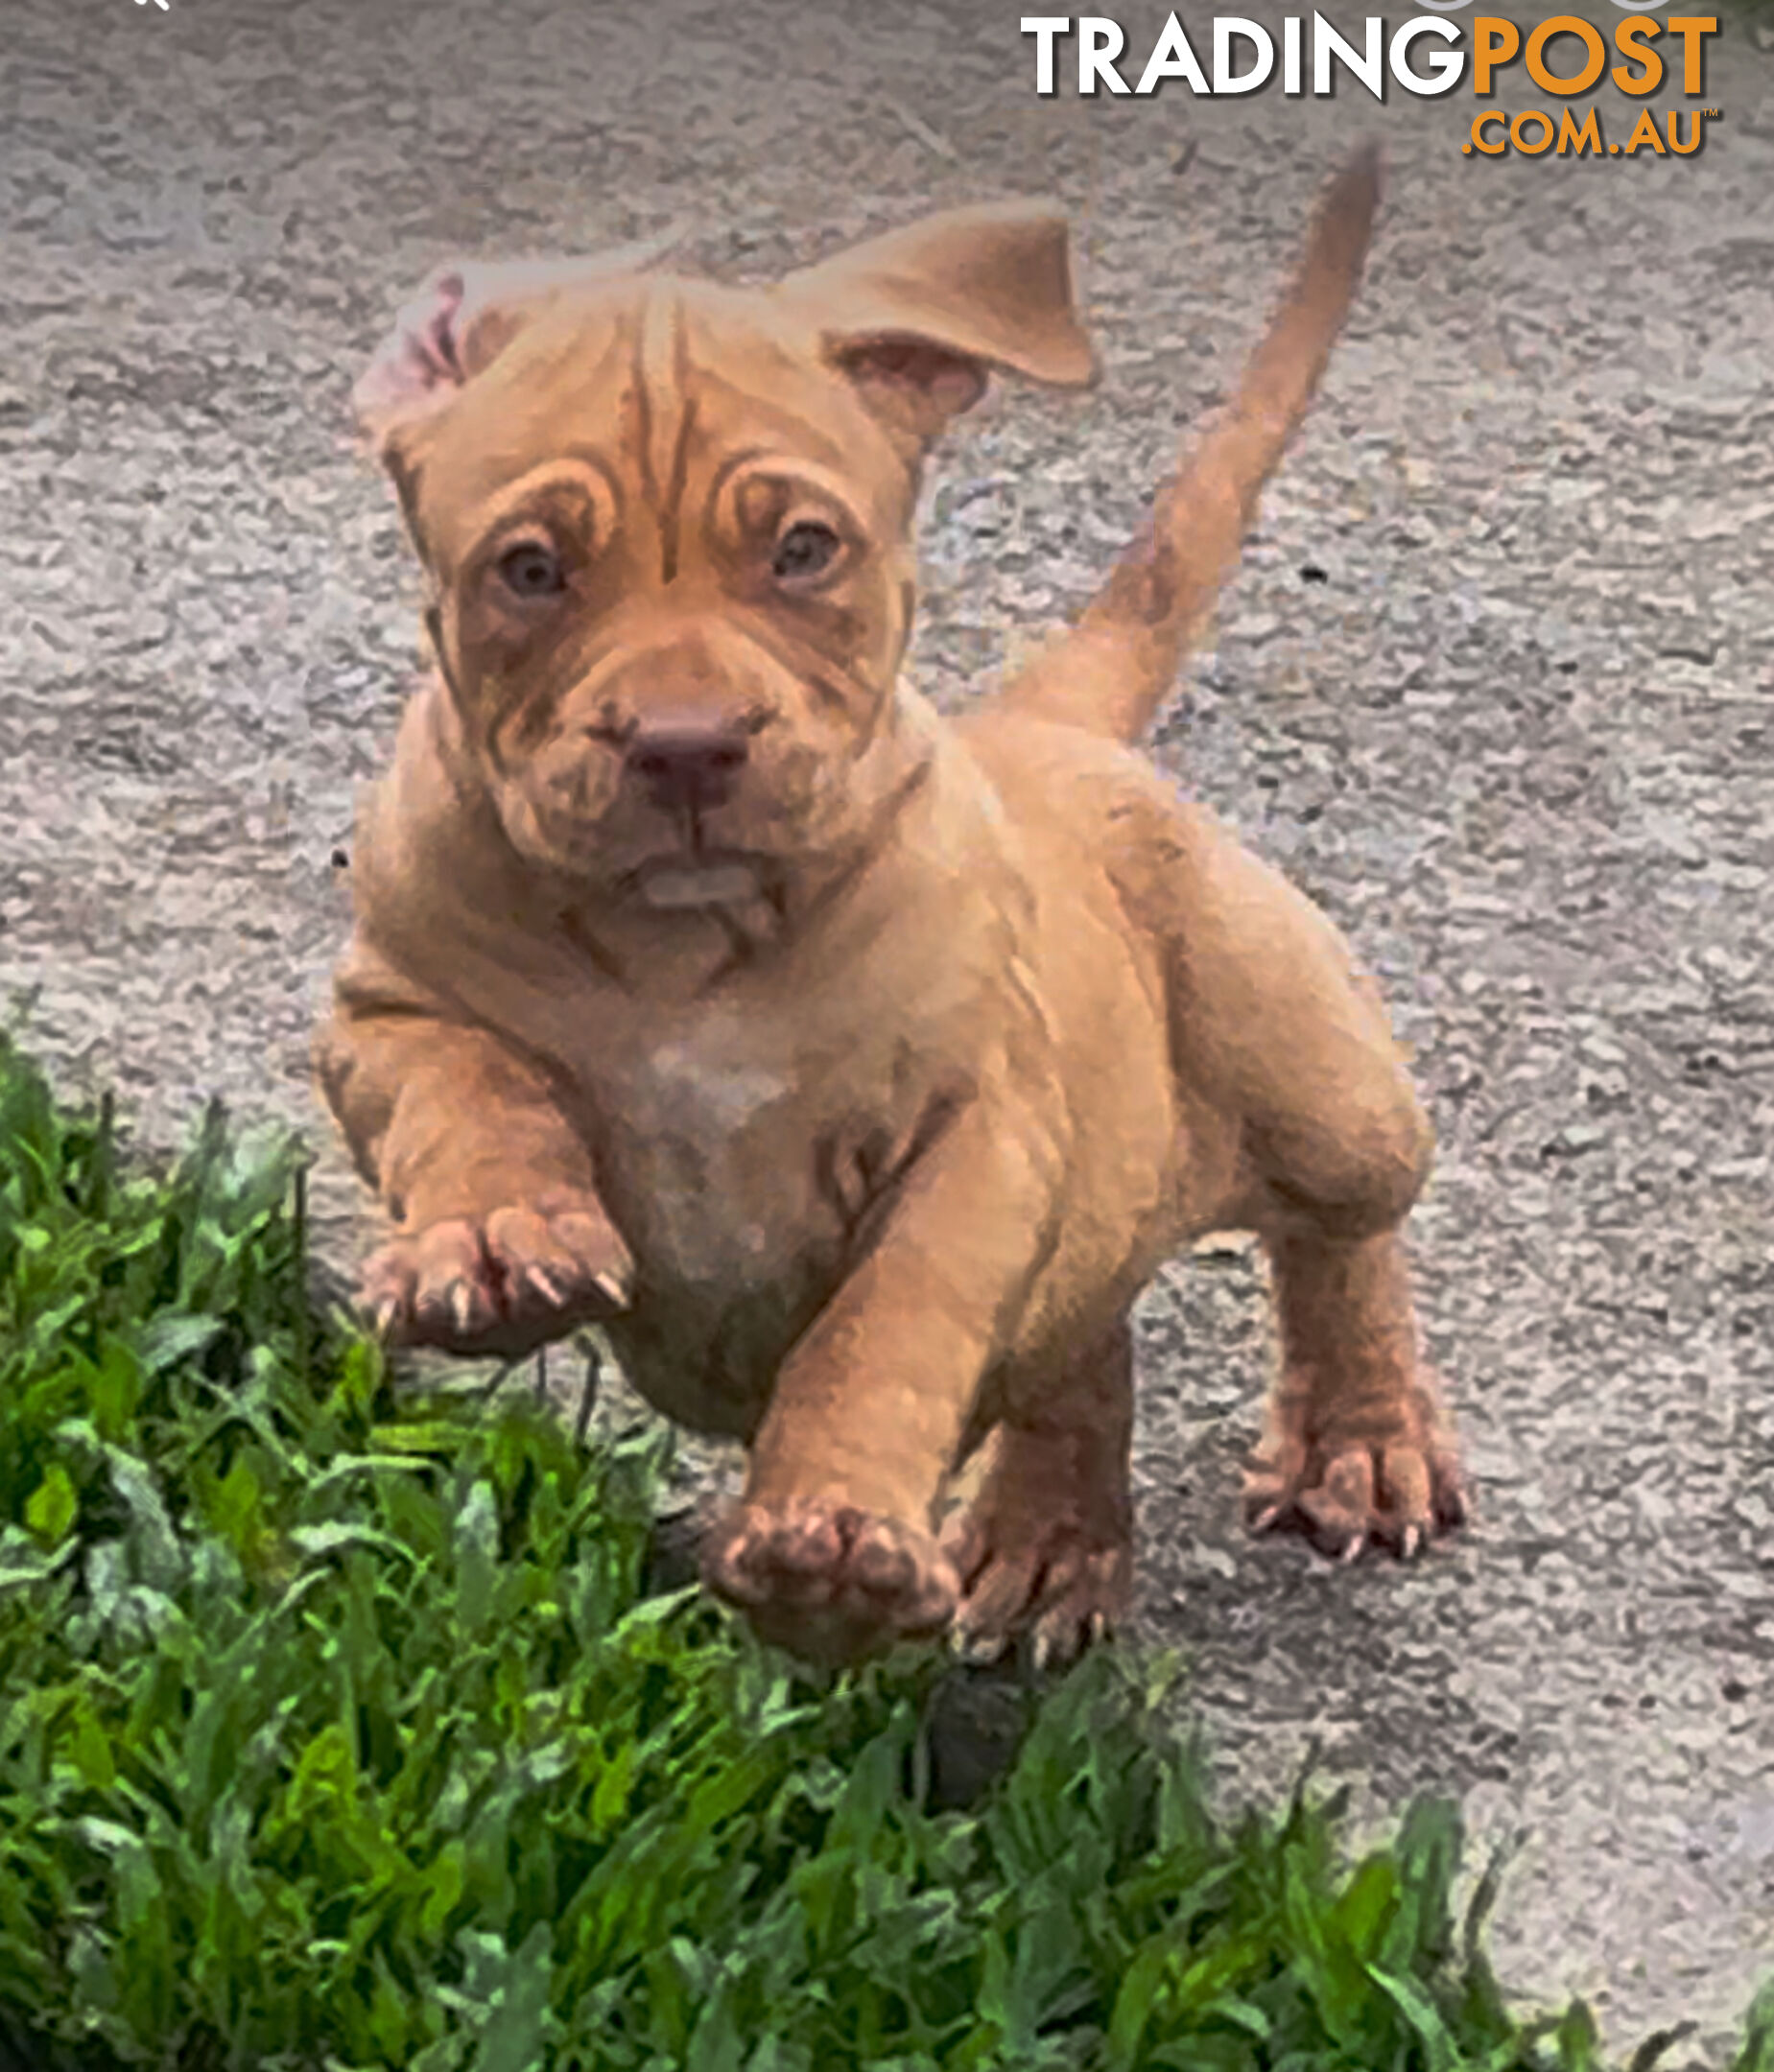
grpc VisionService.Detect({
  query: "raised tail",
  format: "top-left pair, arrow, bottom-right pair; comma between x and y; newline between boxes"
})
997,144 -> 1382,746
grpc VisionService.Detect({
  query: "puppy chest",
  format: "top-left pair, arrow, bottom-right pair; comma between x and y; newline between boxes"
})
595,1017 -> 913,1291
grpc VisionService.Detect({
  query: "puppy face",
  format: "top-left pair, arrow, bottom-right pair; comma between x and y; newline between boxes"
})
359,211 -> 1098,911
391,284 -> 931,907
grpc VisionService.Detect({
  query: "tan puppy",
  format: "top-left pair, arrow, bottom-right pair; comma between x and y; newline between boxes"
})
319,147 -> 1465,1669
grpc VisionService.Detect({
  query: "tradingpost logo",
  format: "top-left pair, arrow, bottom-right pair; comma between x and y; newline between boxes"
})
1020,11 -> 1724,158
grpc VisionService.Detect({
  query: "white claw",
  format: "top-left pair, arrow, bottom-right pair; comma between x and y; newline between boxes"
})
1088,1610 -> 1108,1646
1251,1504 -> 1282,1534
1031,1628 -> 1054,1675
1401,1524 -> 1423,1562
955,1625 -> 1006,1666
1339,1532 -> 1366,1566
451,1283 -> 475,1333
591,1271 -> 628,1309
371,1299 -> 399,1338
527,1266 -> 563,1306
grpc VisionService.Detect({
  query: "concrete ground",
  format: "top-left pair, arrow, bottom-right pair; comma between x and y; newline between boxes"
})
2,0 -> 1771,2057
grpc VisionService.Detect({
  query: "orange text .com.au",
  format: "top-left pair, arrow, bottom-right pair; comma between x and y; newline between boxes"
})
1465,102 -> 1716,153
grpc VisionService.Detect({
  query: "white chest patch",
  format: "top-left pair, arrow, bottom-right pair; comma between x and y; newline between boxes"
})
626,1037 -> 792,1134
607,1018 -> 820,1289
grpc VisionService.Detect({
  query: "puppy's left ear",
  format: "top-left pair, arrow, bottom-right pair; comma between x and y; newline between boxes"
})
777,202 -> 1097,444
352,225 -> 688,459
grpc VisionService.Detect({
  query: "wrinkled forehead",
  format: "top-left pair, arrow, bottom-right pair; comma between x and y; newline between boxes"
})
400,275 -> 909,547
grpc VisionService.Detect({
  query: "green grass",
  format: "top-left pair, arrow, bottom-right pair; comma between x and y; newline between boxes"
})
1,1033 -> 1770,2072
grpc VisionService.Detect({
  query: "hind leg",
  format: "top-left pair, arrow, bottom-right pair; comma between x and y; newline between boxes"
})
1245,1228 -> 1465,1559
941,1318 -> 1135,1670
1114,792 -> 1467,1559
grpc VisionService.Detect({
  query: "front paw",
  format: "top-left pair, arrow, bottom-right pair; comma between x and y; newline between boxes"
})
702,1496 -> 960,1667
1244,1371 -> 1468,1563
360,1193 -> 633,1358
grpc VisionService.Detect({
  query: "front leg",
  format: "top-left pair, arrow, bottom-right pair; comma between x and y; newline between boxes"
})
316,934 -> 632,1358
703,1097 -> 1063,1665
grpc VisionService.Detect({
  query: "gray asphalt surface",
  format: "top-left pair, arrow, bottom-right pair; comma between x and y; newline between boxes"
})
3,0 -> 1772,2057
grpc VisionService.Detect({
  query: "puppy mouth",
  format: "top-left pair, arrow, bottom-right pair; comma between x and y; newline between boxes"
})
627,849 -> 774,911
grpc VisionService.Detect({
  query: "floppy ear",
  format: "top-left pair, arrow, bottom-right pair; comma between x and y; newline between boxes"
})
351,225 -> 688,458
775,201 -> 1098,445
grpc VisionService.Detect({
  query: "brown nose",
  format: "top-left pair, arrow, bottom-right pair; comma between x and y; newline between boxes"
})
625,722 -> 750,814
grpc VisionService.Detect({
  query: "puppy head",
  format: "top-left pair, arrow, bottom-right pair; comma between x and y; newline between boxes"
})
355,209 -> 1095,911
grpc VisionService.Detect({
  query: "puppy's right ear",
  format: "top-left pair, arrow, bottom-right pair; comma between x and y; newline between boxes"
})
351,227 -> 688,460
776,201 -> 1098,452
